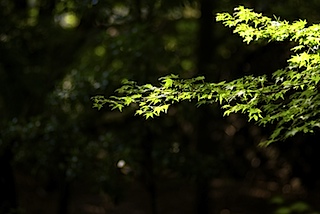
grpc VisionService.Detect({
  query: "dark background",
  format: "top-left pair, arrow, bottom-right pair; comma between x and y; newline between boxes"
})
1,0 -> 320,214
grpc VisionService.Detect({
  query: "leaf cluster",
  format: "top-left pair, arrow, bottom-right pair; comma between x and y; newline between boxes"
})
93,6 -> 320,146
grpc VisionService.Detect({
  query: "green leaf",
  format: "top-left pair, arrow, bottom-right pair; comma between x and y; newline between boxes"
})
111,103 -> 124,112
145,112 -> 154,119
163,78 -> 173,88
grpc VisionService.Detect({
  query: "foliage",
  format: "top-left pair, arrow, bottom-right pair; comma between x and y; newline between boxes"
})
0,0 -> 204,210
3,1 -> 320,212
93,6 -> 320,146
270,196 -> 320,214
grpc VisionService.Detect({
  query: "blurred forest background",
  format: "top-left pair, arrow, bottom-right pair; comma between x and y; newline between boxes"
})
1,0 -> 320,214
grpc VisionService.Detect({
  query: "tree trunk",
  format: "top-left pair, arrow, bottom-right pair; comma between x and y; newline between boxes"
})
197,0 -> 215,76
58,171 -> 71,214
195,0 -> 216,213
195,177 -> 210,214
0,146 -> 17,213
141,126 -> 157,214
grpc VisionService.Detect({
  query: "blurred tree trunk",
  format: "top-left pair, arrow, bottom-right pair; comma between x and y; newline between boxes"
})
133,0 -> 158,212
197,0 -> 215,77
195,0 -> 215,214
58,174 -> 71,214
141,127 -> 157,214
0,146 -> 17,213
